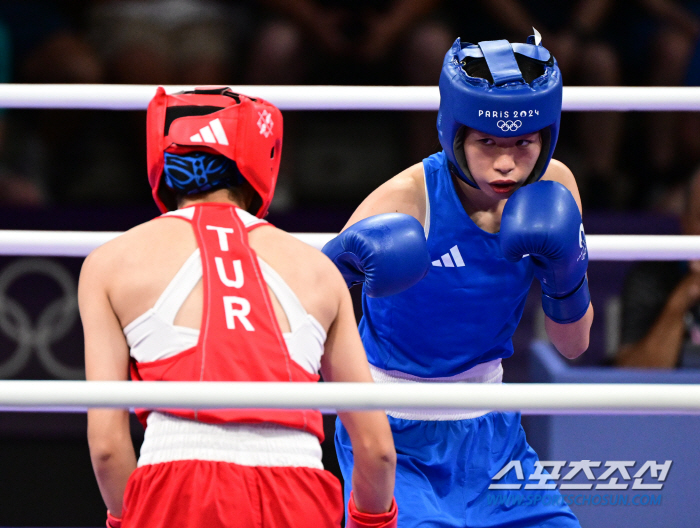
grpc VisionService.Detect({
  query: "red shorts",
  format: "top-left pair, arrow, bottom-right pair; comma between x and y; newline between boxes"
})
122,460 -> 344,528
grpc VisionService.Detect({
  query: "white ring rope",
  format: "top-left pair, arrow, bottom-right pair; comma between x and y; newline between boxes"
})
0,381 -> 699,415
0,230 -> 697,260
1,86 -> 696,418
3,85 -> 700,111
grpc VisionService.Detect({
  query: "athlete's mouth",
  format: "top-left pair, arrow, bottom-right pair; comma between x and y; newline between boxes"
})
489,180 -> 518,194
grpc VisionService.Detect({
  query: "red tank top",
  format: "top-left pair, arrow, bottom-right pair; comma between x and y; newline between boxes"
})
130,203 -> 323,441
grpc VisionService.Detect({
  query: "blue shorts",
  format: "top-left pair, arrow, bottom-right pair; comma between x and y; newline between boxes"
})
335,411 -> 580,528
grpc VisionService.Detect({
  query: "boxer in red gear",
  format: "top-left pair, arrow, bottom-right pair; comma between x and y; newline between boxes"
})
80,87 -> 398,528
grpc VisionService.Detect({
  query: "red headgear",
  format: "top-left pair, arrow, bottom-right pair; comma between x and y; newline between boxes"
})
147,86 -> 283,217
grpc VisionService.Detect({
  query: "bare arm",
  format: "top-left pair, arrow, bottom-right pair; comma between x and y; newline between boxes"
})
541,160 -> 594,359
544,305 -> 594,359
320,273 -> 395,513
616,272 -> 700,368
79,250 -> 136,517
343,163 -> 426,230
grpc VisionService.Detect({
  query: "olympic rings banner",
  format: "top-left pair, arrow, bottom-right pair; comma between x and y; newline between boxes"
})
0,257 -> 84,381
0,206 -> 162,384
0,256 -> 97,439
0,206 -> 159,437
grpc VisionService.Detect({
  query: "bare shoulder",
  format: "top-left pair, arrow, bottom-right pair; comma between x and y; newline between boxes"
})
87,217 -> 187,266
79,224 -> 145,284
542,159 -> 576,188
251,224 -> 343,286
82,217 -> 197,293
249,224 -> 345,329
78,221 -> 154,306
541,159 -> 582,212
345,162 -> 426,228
387,162 -> 425,198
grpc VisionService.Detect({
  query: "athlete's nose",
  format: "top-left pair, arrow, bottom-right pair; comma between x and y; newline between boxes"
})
493,152 -> 516,174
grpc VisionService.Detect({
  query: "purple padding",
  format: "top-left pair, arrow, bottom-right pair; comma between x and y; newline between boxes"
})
527,341 -> 700,528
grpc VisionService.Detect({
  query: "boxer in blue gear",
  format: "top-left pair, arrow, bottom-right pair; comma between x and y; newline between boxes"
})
325,31 -> 592,528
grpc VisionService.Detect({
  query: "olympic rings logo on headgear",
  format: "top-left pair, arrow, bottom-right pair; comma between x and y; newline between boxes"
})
0,259 -> 84,380
497,120 -> 523,132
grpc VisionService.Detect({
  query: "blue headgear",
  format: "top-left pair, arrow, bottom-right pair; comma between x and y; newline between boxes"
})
437,31 -> 562,187
163,151 -> 244,196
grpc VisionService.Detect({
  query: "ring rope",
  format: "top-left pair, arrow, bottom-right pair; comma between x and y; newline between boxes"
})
0,381 -> 699,415
1,85 -> 696,417
0,230 -> 698,260
2,85 -> 700,111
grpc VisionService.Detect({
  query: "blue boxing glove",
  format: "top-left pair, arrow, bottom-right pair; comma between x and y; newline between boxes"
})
500,181 -> 590,324
322,213 -> 430,297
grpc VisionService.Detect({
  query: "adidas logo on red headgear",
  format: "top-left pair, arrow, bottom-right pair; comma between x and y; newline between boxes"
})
189,118 -> 229,145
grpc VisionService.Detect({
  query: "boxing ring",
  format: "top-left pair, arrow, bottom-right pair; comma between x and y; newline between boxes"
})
0,83 -> 699,412
0,234 -> 699,413
1,84 -> 700,526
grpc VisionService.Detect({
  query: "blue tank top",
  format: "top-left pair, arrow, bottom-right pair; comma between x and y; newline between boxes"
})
359,152 -> 534,377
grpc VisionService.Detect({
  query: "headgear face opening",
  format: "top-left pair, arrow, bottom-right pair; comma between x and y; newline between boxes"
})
147,86 -> 283,217
437,31 -> 562,188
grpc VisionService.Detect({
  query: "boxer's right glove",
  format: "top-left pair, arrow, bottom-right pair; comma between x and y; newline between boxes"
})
346,492 -> 398,528
322,213 -> 430,297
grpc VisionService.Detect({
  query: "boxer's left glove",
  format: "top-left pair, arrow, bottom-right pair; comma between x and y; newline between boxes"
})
106,510 -> 122,528
346,492 -> 398,528
322,213 -> 430,297
500,181 -> 590,324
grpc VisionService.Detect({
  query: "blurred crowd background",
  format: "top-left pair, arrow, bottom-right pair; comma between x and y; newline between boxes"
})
2,0 -> 700,213
2,1 -> 700,525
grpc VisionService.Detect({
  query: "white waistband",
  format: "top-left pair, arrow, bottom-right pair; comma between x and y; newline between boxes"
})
369,359 -> 503,421
138,412 -> 323,469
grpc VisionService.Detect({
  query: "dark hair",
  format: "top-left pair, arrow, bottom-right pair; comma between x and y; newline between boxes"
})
173,177 -> 259,210
161,150 -> 262,214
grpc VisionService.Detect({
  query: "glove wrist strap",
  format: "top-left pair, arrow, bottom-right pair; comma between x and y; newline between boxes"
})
347,492 -> 398,528
541,276 -> 590,324
106,511 -> 122,528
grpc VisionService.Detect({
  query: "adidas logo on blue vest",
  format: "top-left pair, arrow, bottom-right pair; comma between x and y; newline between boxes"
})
432,245 -> 465,267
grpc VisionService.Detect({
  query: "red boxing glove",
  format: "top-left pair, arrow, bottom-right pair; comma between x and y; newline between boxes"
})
346,492 -> 398,528
106,510 -> 122,528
